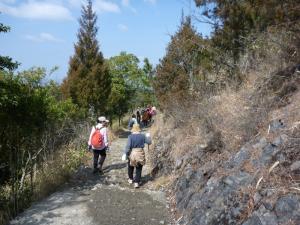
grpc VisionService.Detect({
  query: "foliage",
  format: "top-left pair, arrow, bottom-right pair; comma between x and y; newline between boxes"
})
0,68 -> 84,224
61,0 -> 111,114
153,17 -> 206,108
0,22 -> 19,71
107,52 -> 154,122
194,0 -> 300,62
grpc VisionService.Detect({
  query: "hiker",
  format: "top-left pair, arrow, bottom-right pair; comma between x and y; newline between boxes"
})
141,109 -> 150,127
150,106 -> 156,116
136,108 -> 141,125
88,116 -> 109,174
128,114 -> 137,130
149,106 -> 157,123
146,105 -> 153,123
122,124 -> 151,188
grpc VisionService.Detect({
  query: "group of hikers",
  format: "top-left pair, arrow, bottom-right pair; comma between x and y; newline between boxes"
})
128,105 -> 157,130
87,109 -> 154,188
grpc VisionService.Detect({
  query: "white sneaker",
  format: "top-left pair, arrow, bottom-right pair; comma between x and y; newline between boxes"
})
134,183 -> 139,188
128,179 -> 133,184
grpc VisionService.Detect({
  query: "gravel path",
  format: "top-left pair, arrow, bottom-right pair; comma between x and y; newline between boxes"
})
10,130 -> 169,225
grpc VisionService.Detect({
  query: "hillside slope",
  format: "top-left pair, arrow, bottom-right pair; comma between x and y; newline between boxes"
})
149,68 -> 300,225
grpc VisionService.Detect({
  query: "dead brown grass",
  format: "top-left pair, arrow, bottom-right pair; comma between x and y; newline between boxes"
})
148,23 -> 300,225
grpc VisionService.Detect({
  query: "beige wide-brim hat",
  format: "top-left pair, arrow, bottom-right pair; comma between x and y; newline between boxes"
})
131,124 -> 141,133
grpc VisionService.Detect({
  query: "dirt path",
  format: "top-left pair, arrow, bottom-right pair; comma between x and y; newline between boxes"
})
10,130 -> 170,225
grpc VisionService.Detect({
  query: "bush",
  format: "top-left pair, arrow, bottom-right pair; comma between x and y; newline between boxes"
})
0,68 -> 87,225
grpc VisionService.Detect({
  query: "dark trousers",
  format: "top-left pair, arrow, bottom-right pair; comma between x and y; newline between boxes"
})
93,149 -> 106,169
128,161 -> 143,183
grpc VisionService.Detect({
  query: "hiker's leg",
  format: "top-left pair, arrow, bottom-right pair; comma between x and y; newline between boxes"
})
134,164 -> 143,184
93,150 -> 100,169
98,150 -> 107,170
127,160 -> 134,180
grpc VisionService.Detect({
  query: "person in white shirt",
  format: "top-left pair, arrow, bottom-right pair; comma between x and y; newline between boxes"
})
88,116 -> 109,174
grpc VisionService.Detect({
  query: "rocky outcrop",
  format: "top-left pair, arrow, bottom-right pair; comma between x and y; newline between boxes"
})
152,118 -> 300,225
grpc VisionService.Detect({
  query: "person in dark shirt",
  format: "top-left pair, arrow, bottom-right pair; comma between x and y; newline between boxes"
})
136,108 -> 141,125
122,124 -> 151,188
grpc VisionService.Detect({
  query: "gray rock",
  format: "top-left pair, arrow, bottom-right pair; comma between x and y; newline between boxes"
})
259,212 -> 278,225
223,176 -> 235,186
190,208 -> 228,225
185,167 -> 194,180
269,120 -> 285,133
175,159 -> 183,170
275,153 -> 286,162
266,189 -> 276,197
231,207 -> 242,218
257,204 -> 267,214
290,161 -> 300,171
223,172 -> 252,188
242,215 -> 263,225
260,144 -> 279,164
275,195 -> 300,224
254,193 -> 262,204
253,138 -> 268,150
228,146 -> 251,168
206,177 -> 219,193
263,202 -> 273,210
175,177 -> 188,192
272,136 -> 283,146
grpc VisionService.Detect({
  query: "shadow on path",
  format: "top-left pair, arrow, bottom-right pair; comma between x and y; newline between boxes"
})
103,162 -> 127,173
115,129 -> 131,138
141,173 -> 154,186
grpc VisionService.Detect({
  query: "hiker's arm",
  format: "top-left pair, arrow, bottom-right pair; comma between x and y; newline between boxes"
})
124,135 -> 132,155
103,128 -> 109,147
145,133 -> 152,145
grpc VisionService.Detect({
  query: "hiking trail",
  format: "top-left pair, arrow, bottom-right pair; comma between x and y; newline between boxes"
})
10,129 -> 170,225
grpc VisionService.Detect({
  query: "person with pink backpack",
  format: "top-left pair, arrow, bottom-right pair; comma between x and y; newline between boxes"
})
88,116 -> 109,174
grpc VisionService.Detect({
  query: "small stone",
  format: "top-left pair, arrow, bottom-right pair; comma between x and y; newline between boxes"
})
258,204 -> 267,214
199,144 -> 207,148
254,193 -> 262,204
223,176 -> 235,186
175,159 -> 183,170
263,202 -> 273,210
266,189 -> 276,197
159,220 -> 165,224
253,138 -> 268,150
290,161 -> 300,171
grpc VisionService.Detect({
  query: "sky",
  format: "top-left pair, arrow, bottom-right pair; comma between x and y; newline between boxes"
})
0,0 -> 212,82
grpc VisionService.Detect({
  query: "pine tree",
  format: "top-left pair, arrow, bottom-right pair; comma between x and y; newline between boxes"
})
154,16 -> 204,107
62,0 -> 111,113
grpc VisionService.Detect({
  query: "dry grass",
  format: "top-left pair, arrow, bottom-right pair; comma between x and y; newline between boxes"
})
148,24 -> 300,225
34,142 -> 88,199
150,22 -> 299,213
149,175 -> 174,190
209,86 -> 258,152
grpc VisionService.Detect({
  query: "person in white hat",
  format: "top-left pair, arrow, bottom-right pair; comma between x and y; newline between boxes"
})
88,116 -> 109,174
